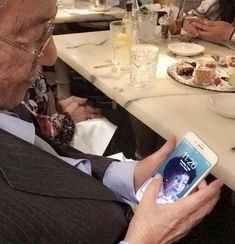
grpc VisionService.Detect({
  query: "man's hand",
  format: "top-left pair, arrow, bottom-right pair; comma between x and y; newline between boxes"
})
125,175 -> 222,244
183,16 -> 205,38
133,136 -> 176,192
57,96 -> 102,123
192,20 -> 235,41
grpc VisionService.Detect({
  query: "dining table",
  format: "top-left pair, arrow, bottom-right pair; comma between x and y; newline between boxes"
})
55,2 -> 125,24
53,30 -> 235,191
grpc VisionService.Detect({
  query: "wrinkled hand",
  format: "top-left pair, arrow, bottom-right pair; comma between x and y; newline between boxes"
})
133,136 -> 176,192
57,96 -> 102,123
192,20 -> 235,41
125,175 -> 222,244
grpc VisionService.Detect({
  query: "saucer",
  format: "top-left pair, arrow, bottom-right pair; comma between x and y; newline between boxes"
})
89,5 -> 111,12
168,42 -> 205,56
208,94 -> 235,119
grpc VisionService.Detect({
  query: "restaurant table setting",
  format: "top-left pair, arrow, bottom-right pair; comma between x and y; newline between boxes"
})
58,0 -> 114,11
55,0 -> 125,24
54,2 -> 235,190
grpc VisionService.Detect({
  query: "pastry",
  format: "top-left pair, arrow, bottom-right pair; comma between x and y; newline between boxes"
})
176,63 -> 194,76
194,67 -> 214,86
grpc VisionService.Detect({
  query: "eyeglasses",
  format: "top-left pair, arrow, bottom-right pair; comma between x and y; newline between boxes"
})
0,21 -> 55,59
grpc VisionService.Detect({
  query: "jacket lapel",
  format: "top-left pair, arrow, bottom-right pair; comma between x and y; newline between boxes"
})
0,129 -> 119,202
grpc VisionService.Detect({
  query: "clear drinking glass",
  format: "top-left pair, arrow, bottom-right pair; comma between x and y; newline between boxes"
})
137,10 -> 158,44
130,44 -> 159,88
169,0 -> 185,35
109,20 -> 133,71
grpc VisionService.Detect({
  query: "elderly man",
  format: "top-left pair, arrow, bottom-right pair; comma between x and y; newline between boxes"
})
0,0 -> 222,243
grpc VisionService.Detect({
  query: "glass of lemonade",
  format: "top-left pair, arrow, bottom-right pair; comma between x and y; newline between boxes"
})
130,44 -> 159,88
109,21 -> 132,71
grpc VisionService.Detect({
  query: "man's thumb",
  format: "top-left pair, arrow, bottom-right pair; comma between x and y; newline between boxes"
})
141,175 -> 162,204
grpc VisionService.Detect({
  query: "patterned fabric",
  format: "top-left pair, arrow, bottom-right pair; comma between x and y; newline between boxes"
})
189,0 -> 235,23
188,0 -> 235,49
22,71 -> 74,145
188,0 -> 221,20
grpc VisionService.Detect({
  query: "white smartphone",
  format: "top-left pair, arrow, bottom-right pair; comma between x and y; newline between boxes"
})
136,132 -> 218,204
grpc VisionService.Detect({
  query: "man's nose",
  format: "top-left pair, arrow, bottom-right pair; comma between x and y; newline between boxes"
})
38,37 -> 57,66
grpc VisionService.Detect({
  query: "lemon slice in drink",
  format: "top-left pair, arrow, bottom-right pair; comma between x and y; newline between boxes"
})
112,33 -> 132,46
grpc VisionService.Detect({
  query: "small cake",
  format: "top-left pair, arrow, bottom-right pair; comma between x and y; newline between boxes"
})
227,61 -> 235,85
185,60 -> 197,68
176,63 -> 194,76
194,67 -> 214,86
226,56 -> 235,64
203,60 -> 217,77
211,54 -> 227,67
198,56 -> 215,66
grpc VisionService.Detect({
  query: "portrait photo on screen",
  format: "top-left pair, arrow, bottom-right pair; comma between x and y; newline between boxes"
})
152,139 -> 212,204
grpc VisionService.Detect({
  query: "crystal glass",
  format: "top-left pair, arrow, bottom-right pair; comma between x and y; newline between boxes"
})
130,44 -> 159,88
137,10 -> 158,44
109,21 -> 133,71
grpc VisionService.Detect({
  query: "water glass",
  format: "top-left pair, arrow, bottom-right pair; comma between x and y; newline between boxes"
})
130,44 -> 159,88
137,11 -> 158,43
109,21 -> 133,71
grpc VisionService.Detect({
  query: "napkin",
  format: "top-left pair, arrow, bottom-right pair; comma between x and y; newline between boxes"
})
107,152 -> 133,161
70,118 -> 117,156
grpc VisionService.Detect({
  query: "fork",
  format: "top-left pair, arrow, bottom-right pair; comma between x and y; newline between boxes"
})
66,39 -> 108,49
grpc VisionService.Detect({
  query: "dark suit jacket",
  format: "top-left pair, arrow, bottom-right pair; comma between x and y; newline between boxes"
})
0,125 -> 133,243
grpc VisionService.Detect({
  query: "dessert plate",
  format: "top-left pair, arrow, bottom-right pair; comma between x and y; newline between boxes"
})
208,94 -> 235,119
167,61 -> 235,92
168,43 -> 205,56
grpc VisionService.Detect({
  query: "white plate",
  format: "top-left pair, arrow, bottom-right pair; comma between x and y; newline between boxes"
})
208,94 -> 235,119
168,42 -> 205,56
89,5 -> 111,12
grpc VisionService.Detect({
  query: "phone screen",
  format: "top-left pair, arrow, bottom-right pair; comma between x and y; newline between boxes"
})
137,138 -> 213,204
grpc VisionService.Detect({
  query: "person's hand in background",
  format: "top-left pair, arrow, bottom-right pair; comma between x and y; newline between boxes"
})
192,20 -> 235,41
183,16 -> 206,38
124,174 -> 222,244
57,96 -> 102,123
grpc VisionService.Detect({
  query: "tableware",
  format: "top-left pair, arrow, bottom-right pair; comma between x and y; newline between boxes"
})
93,63 -> 113,68
158,15 -> 171,39
89,5 -> 111,12
109,21 -> 133,71
130,44 -> 159,88
167,61 -> 235,92
66,39 -> 108,49
208,94 -> 235,119
168,43 -> 205,56
141,3 -> 161,11
136,10 -> 158,43
169,19 -> 182,36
